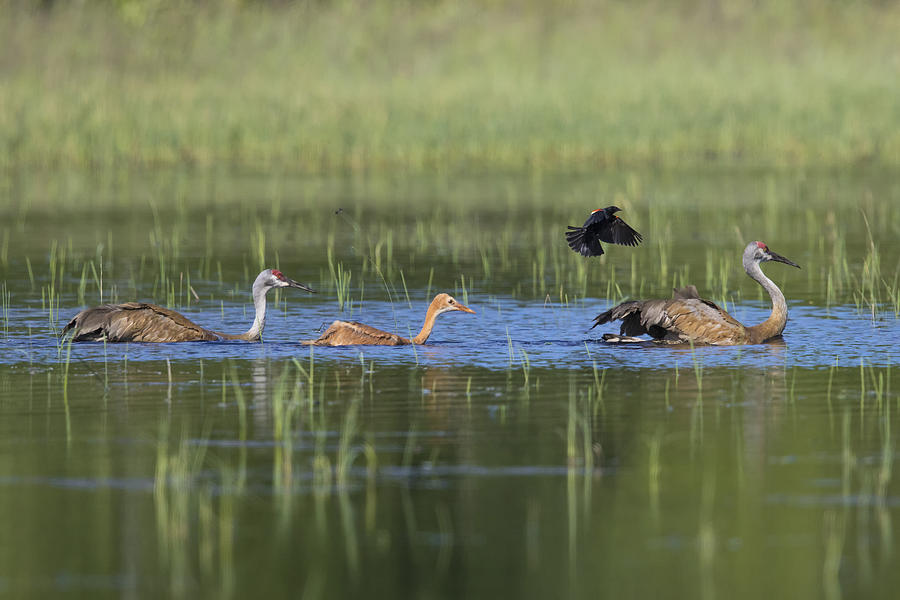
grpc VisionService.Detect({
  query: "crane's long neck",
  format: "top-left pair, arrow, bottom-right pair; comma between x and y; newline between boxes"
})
411,302 -> 442,345
242,279 -> 270,341
744,259 -> 788,343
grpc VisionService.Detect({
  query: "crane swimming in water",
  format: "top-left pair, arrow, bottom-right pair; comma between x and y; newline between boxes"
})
566,206 -> 643,257
593,241 -> 800,345
62,269 -> 315,342
302,293 -> 475,346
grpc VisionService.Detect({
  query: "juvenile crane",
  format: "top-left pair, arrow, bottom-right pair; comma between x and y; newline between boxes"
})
62,269 -> 314,342
593,242 -> 800,345
302,293 -> 475,346
566,206 -> 643,257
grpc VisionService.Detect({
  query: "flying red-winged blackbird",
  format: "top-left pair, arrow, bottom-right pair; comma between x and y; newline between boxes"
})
565,206 -> 643,257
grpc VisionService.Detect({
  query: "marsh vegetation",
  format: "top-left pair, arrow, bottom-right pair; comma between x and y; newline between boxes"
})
1,169 -> 898,599
2,0 -> 900,172
1,1 -> 900,598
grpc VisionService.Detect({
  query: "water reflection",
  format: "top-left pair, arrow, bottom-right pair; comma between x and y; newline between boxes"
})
1,169 -> 899,598
0,348 -> 898,597
251,357 -> 269,426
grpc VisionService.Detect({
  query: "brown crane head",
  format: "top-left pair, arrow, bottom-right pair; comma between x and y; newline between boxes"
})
260,269 -> 316,293
746,242 -> 801,269
430,293 -> 476,316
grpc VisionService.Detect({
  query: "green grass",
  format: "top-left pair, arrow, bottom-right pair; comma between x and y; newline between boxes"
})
3,170 -> 897,324
2,0 -> 900,173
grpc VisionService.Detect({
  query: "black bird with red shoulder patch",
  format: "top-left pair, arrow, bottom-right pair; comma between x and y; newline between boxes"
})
565,206 -> 643,257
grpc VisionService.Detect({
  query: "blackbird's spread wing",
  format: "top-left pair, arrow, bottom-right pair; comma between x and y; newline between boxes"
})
566,209 -> 642,257
565,226 -> 605,256
596,216 -> 643,246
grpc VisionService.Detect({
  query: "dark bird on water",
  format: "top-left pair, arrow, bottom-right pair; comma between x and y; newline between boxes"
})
62,269 -> 314,343
566,206 -> 643,257
592,241 -> 800,345
301,293 -> 475,346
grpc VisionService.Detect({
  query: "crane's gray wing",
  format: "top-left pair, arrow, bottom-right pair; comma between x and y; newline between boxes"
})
592,300 -> 652,336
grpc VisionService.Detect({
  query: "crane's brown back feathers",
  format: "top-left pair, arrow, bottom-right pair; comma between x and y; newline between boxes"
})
63,303 -> 222,342
301,293 -> 474,346
301,321 -> 409,346
592,288 -> 748,345
593,243 -> 798,345
62,268 -> 313,343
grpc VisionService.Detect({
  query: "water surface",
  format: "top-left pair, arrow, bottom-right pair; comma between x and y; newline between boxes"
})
0,170 -> 898,599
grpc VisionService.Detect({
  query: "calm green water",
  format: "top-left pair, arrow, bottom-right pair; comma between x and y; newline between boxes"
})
0,169 -> 899,599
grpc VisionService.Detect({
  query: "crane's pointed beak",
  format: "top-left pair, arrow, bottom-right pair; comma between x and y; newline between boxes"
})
769,251 -> 801,269
287,278 -> 316,293
455,303 -> 476,314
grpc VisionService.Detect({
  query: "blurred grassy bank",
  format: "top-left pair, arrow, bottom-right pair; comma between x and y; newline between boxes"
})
2,0 -> 899,173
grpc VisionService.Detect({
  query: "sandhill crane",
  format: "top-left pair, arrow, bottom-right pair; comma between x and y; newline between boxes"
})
566,206 -> 643,257
302,293 -> 475,346
593,241 -> 800,345
62,269 -> 314,342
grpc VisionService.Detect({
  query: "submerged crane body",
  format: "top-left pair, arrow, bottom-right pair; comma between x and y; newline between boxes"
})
63,269 -> 314,342
593,242 -> 800,345
303,293 -> 475,346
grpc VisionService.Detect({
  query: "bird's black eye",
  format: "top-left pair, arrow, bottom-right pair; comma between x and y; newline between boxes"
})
449,299 -> 454,304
